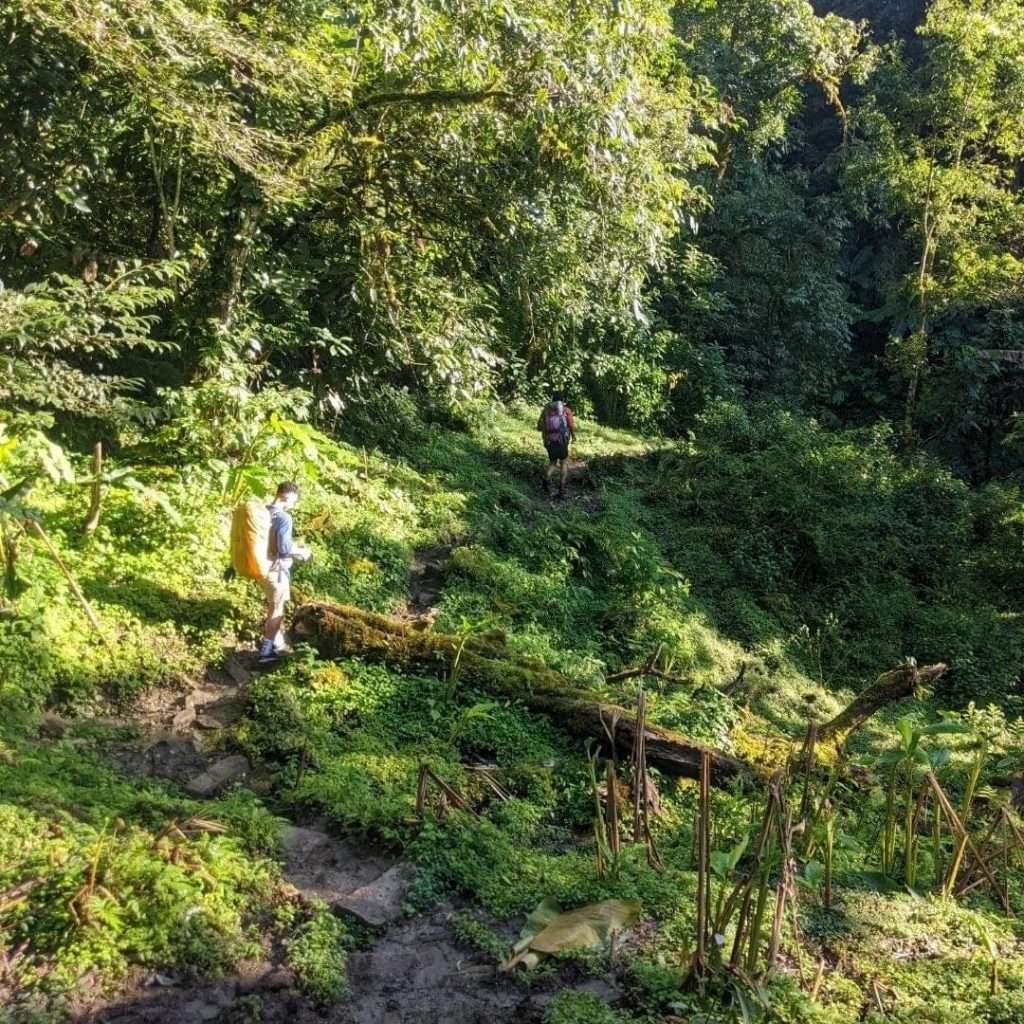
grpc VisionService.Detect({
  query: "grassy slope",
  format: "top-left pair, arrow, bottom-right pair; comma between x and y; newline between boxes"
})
3,402 -> 1024,1022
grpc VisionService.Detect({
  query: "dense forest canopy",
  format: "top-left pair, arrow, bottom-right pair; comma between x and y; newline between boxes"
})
3,0 -> 1021,470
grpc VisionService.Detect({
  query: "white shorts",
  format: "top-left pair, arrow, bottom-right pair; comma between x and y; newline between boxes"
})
260,562 -> 291,618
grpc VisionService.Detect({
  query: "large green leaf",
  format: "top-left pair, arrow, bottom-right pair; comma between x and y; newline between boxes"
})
896,718 -> 914,750
710,834 -> 749,879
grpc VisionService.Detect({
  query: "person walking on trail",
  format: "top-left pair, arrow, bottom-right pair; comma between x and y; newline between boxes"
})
538,391 -> 576,499
258,482 -> 311,664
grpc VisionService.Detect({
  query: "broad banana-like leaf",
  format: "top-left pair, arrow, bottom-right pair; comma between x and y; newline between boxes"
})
504,897 -> 562,970
501,898 -> 640,970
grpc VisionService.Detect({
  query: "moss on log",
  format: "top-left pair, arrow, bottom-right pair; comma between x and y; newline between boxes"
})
817,662 -> 948,741
291,601 -> 751,785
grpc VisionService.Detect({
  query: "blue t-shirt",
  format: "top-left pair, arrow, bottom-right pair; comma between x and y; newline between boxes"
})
268,504 -> 297,568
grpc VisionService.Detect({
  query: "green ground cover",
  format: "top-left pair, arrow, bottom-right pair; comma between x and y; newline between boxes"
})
3,399 -> 1024,1022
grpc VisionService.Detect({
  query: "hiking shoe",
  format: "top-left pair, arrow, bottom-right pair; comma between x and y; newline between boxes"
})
542,477 -> 551,495
257,640 -> 277,665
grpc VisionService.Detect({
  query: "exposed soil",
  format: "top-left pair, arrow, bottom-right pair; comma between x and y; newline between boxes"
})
540,458 -> 601,514
399,543 -> 456,621
78,907 -> 623,1024
73,822 -> 627,1024
50,556 -> 628,1024
108,650 -> 261,790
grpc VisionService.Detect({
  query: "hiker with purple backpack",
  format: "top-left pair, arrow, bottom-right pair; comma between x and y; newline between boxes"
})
537,391 -> 576,499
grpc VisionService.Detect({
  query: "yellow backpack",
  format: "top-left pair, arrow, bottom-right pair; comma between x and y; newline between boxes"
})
230,499 -> 272,580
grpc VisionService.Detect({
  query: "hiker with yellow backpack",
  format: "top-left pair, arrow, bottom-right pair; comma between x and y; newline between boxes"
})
230,481 -> 311,665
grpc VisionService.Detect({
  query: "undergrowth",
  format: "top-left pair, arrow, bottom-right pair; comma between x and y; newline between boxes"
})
3,397 -> 1024,1021
0,737 -> 283,997
285,903 -> 350,1004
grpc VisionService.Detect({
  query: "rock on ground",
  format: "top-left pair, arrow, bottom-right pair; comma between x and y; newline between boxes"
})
117,737 -> 207,786
280,825 -> 397,905
336,864 -> 413,928
184,754 -> 250,798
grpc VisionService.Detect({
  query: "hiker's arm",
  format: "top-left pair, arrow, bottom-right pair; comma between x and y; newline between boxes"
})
567,409 -> 576,440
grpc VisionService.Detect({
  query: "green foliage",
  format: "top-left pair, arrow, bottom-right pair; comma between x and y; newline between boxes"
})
0,262 -> 185,419
675,0 -> 877,163
0,476 -> 251,719
644,402 -> 1024,705
2,0 -> 1024,1013
986,989 -> 1024,1024
449,911 -> 509,962
3,395 -> 1024,1022
286,904 -> 349,1005
667,168 -> 856,400
156,371 -> 316,485
845,0 -> 1024,441
543,990 -> 631,1024
4,0 -> 714,411
0,738 -> 280,992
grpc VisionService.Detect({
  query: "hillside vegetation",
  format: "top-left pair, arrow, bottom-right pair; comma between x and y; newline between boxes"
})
3,0 -> 1024,1022
4,400 -> 1024,1023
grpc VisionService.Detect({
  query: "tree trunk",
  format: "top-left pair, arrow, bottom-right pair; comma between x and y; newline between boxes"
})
817,663 -> 947,741
215,203 -> 260,327
212,173 -> 263,328
83,441 -> 102,535
1,521 -> 20,604
291,601 -> 751,785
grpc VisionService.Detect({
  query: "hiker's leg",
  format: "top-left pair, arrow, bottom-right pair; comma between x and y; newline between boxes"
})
559,457 -> 569,494
543,451 -> 556,491
262,611 -> 283,644
261,573 -> 289,650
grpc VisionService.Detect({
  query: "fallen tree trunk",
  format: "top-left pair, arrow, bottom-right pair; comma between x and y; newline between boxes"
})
291,601 -> 751,785
817,662 -> 947,741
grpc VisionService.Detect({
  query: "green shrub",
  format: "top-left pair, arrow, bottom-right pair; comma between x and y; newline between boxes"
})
543,991 -> 630,1024
986,989 -> 1024,1024
449,911 -> 508,962
286,904 -> 349,1004
0,741 -> 278,992
644,403 -> 1024,704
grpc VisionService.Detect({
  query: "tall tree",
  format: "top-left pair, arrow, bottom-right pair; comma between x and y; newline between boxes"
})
846,0 -> 1024,443
3,0 -> 710,416
652,0 -> 874,405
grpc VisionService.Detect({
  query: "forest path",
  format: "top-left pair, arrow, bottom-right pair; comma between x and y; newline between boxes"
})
81,633 -> 623,1022
396,447 -> 604,624
72,423 -> 646,1022
398,542 -> 457,622
533,455 -> 602,515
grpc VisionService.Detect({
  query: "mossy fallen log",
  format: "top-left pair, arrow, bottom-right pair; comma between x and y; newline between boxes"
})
817,662 -> 948,741
291,601 -> 751,785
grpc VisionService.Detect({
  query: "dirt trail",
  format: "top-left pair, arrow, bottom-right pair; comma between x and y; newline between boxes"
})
540,457 -> 601,514
72,466 -> 626,1023
79,820 -> 624,1024
110,651 -> 264,796
399,543 -> 456,621
82,911 -> 620,1024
